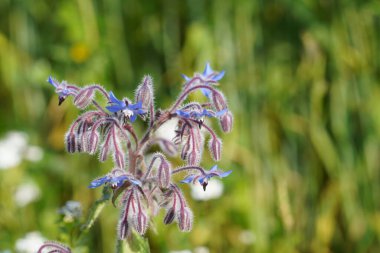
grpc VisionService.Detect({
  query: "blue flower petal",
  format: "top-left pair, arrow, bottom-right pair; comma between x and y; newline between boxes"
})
210,165 -> 218,171
181,74 -> 191,82
130,114 -> 137,122
201,88 -> 212,100
219,170 -> 232,178
215,109 -> 228,117
176,110 -> 190,118
203,62 -> 213,76
181,174 -> 195,184
106,105 -> 125,113
212,70 -> 225,81
128,178 -> 142,186
129,101 -> 142,110
202,109 -> 214,118
109,91 -> 121,104
88,176 -> 109,188
48,76 -> 57,88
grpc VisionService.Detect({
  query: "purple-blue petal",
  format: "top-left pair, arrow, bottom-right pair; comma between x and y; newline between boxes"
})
176,110 -> 190,118
130,114 -> 137,122
203,62 -> 213,76
212,70 -> 225,81
128,178 -> 142,186
48,76 -> 58,88
219,170 -> 232,178
181,175 -> 195,184
201,88 -> 212,99
129,101 -> 142,110
106,105 -> 125,113
215,109 -> 228,117
109,91 -> 122,104
202,109 -> 214,118
210,165 -> 218,171
181,74 -> 191,82
88,176 -> 109,188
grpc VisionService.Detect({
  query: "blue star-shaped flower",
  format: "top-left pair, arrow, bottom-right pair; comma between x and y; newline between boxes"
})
88,173 -> 141,189
176,108 -> 227,119
181,165 -> 232,191
181,63 -> 225,99
48,76 -> 72,105
106,92 -> 146,122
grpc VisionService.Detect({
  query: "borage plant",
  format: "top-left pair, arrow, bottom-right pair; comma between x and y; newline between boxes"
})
39,63 -> 233,252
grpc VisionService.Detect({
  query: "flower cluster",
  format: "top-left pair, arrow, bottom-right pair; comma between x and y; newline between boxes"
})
47,63 -> 233,239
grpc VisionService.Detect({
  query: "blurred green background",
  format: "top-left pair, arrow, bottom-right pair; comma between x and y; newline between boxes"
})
1,0 -> 380,252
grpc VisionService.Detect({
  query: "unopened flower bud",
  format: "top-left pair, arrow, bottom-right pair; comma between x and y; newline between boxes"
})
118,218 -> 129,240
74,87 -> 95,109
177,207 -> 193,232
220,110 -> 233,133
87,131 -> 99,154
158,159 -> 171,189
65,132 -> 76,153
133,210 -> 148,235
208,136 -> 222,161
163,207 -> 175,225
158,139 -> 178,157
135,75 -> 153,111
114,150 -> 125,169
212,90 -> 228,111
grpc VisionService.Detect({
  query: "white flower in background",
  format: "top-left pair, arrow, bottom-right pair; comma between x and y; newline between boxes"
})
0,132 -> 28,169
238,230 -> 255,245
169,250 -> 192,253
154,118 -> 178,140
194,246 -> 210,253
0,131 -> 44,170
15,231 -> 46,253
58,200 -> 82,223
24,146 -> 44,162
14,181 -> 41,207
190,179 -> 223,201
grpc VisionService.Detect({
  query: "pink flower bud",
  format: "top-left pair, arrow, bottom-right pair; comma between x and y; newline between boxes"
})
220,110 -> 233,133
114,150 -> 125,169
212,90 -> 228,111
74,87 -> 95,109
133,210 -> 148,235
163,207 -> 175,225
158,159 -> 171,189
65,132 -> 76,153
208,136 -> 222,161
135,75 -> 153,111
87,131 -> 99,155
157,139 -> 178,157
177,207 -> 193,232
118,219 -> 130,240
99,140 -> 111,162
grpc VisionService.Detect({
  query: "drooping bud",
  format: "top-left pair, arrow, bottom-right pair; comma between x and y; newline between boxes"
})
37,241 -> 71,253
220,110 -> 233,133
87,130 -> 99,154
208,136 -> 222,161
99,132 -> 112,162
186,127 -> 203,165
163,207 -> 175,225
113,150 -> 125,169
157,158 -> 171,189
132,210 -> 148,235
177,207 -> 193,232
118,189 -> 134,240
74,86 -> 95,109
212,90 -> 228,111
65,132 -> 76,153
157,139 -> 178,157
135,75 -> 153,112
